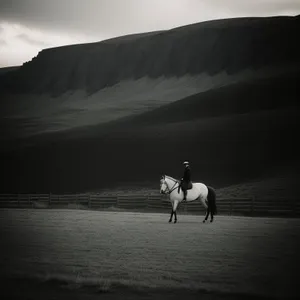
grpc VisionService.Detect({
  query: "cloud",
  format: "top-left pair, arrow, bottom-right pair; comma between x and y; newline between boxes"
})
17,33 -> 49,47
207,0 -> 300,16
0,0 -> 299,37
0,21 -> 99,67
0,0 -> 300,67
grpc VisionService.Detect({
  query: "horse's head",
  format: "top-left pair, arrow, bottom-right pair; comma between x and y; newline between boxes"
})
160,175 -> 178,194
160,175 -> 168,194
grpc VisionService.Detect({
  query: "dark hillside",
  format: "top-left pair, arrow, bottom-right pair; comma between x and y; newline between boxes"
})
0,66 -> 20,75
94,70 -> 300,127
1,15 -> 299,95
1,15 -> 300,194
1,73 -> 299,193
2,106 -> 298,193
22,69 -> 299,142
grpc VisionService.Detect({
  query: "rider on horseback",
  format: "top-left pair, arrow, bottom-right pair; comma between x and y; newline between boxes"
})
180,161 -> 191,201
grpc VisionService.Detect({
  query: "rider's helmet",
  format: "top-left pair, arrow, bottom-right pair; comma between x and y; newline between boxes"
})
183,161 -> 189,166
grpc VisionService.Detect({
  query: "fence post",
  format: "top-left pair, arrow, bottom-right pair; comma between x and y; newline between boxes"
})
17,194 -> 20,207
88,193 -> 91,209
230,198 -> 233,215
49,193 -> 52,207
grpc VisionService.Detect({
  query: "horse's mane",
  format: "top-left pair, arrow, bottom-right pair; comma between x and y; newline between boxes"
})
164,175 -> 179,182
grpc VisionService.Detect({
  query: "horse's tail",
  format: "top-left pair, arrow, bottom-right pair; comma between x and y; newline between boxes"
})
207,186 -> 217,215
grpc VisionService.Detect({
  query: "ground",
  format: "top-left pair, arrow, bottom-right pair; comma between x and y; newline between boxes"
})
0,209 -> 299,299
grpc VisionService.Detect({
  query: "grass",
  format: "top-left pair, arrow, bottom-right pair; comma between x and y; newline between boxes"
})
216,161 -> 300,199
1,209 -> 299,299
86,162 -> 300,200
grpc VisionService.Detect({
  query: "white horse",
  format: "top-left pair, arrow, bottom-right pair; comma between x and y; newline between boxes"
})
160,175 -> 217,223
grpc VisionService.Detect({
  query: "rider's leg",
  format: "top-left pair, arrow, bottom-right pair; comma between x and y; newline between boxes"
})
183,189 -> 187,201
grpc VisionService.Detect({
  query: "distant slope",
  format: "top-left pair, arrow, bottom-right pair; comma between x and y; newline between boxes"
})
1,72 -> 299,193
27,69 -> 298,142
0,66 -> 19,75
98,70 -> 300,127
1,15 -> 300,146
217,160 -> 300,199
1,15 -> 300,95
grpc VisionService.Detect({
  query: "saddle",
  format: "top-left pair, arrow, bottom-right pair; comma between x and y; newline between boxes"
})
178,180 -> 193,193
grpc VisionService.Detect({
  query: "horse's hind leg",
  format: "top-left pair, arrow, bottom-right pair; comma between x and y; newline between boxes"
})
203,207 -> 210,223
210,210 -> 214,223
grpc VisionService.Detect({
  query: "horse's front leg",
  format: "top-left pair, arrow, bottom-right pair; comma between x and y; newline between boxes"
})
174,210 -> 177,223
172,200 -> 179,223
169,207 -> 174,223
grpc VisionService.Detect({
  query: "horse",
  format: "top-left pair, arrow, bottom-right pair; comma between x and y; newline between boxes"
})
160,175 -> 217,223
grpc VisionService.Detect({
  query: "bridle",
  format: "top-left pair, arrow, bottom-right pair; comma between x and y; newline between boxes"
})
161,175 -> 180,194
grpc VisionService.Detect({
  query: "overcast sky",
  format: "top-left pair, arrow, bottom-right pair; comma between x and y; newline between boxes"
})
1,0 -> 300,67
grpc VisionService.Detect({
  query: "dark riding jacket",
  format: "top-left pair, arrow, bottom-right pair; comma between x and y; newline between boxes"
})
182,165 -> 191,182
180,165 -> 191,192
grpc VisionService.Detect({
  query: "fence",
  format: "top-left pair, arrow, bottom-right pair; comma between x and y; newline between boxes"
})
0,193 -> 299,217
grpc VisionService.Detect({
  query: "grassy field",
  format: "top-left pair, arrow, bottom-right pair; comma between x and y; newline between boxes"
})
0,209 -> 299,299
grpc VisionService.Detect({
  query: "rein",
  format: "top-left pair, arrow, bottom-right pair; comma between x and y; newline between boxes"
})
162,175 -> 180,194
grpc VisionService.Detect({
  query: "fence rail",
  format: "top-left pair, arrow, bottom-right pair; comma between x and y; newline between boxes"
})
0,193 -> 299,217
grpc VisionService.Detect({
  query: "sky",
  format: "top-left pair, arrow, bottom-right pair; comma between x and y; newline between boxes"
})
1,0 -> 300,67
